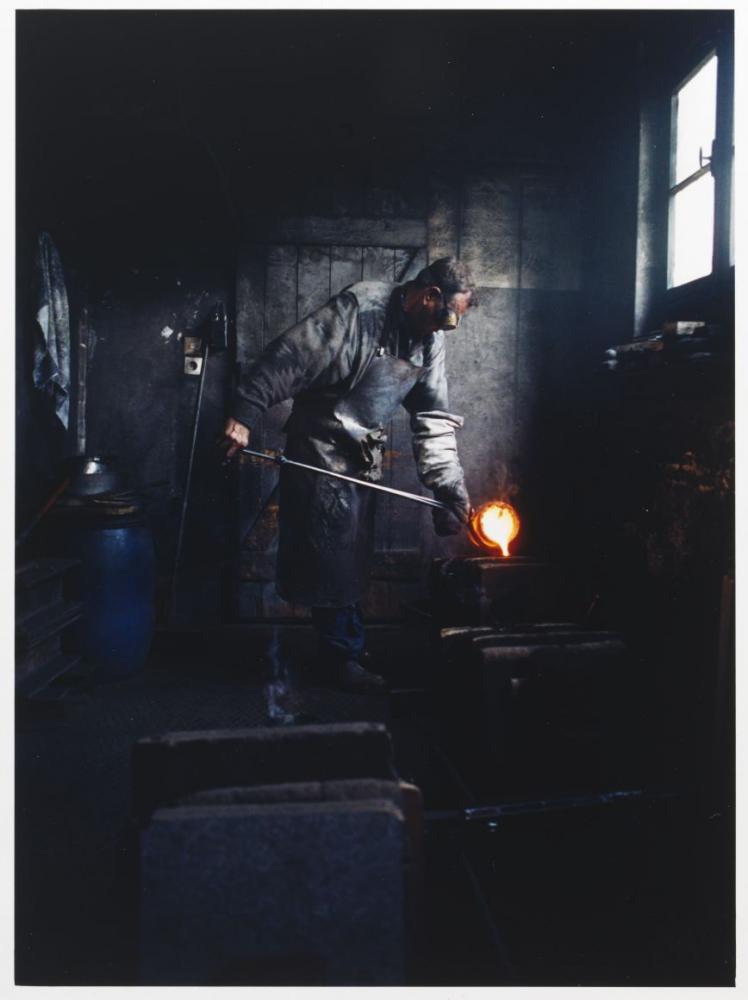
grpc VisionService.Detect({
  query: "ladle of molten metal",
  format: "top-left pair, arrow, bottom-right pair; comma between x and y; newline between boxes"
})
239,448 -> 520,555
467,500 -> 520,557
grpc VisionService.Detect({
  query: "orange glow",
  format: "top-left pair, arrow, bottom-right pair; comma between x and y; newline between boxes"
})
469,501 -> 520,557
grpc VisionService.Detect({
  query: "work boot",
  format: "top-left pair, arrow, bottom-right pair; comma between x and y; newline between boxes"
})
335,658 -> 387,694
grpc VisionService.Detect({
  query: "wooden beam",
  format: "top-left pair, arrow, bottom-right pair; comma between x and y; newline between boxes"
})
265,216 -> 427,249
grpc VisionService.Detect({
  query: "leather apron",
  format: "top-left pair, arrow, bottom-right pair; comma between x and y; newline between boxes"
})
276,288 -> 424,607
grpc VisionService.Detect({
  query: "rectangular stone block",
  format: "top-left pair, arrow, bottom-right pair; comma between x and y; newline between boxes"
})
437,623 -> 628,795
176,778 -> 423,865
132,722 -> 396,823
430,556 -> 561,625
177,776 -> 401,807
139,799 -> 406,985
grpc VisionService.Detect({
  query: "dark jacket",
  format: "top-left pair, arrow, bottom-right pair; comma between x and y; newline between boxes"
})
233,281 -> 468,606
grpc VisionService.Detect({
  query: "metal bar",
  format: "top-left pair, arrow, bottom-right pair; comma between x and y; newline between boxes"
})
240,447 -> 450,512
668,163 -> 711,197
169,341 -> 210,622
424,788 -> 677,824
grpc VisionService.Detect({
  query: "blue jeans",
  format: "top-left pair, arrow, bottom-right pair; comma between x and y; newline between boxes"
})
311,604 -> 365,661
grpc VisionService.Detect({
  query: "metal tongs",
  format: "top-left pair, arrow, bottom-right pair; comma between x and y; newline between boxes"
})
240,447 -> 454,513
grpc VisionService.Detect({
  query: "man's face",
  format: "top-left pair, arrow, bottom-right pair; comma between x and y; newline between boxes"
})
404,285 -> 472,337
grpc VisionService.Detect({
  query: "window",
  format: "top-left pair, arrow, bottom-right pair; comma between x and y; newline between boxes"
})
668,53 -> 718,287
666,45 -> 733,292
633,19 -> 733,337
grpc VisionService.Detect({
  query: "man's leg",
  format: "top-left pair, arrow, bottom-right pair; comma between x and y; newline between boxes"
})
310,604 -> 384,693
311,605 -> 365,661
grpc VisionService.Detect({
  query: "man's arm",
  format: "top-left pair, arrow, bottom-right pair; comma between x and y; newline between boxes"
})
403,333 -> 471,535
223,291 -> 358,456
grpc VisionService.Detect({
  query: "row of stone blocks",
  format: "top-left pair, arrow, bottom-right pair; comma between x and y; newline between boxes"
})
134,722 -> 422,986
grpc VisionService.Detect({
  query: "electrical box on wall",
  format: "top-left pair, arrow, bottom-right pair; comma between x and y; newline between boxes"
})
184,336 -> 203,376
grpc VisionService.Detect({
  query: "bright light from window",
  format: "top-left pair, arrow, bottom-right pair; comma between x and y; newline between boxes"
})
669,53 -> 718,288
670,172 -> 715,287
673,55 -> 718,185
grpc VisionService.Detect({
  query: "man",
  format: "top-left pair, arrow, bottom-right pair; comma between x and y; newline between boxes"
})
223,257 -> 478,692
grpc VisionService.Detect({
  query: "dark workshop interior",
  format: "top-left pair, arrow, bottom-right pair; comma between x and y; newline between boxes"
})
15,9 -> 735,987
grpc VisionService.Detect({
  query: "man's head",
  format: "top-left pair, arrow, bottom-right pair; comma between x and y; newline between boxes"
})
402,257 -> 478,337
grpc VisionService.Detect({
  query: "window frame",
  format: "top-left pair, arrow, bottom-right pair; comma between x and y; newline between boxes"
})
666,49 -> 718,290
661,31 -> 733,314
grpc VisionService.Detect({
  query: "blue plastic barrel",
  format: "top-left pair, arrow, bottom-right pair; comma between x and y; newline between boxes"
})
54,506 -> 155,681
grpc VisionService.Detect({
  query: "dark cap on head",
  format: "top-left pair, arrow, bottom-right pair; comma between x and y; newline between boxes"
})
413,257 -> 479,307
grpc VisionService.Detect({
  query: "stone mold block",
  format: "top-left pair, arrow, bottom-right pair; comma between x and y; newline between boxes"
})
139,798 -> 406,985
132,722 -> 396,822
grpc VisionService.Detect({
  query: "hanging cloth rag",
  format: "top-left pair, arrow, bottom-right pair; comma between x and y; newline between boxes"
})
32,231 -> 71,429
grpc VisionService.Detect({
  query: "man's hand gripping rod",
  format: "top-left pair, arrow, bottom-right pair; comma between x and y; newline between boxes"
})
240,447 -> 453,513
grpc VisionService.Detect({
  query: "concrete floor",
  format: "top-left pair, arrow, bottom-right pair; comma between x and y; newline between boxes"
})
15,623 -> 433,984
15,622 -> 734,986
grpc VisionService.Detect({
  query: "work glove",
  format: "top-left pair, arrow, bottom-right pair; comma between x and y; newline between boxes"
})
410,410 -> 470,536
432,480 -> 471,537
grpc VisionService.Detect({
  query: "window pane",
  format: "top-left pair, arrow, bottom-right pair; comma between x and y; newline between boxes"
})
669,172 -> 715,287
673,54 -> 718,185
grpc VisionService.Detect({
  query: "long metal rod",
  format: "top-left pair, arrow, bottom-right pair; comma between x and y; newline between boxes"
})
240,447 -> 450,511
169,342 -> 210,622
425,788 -> 659,824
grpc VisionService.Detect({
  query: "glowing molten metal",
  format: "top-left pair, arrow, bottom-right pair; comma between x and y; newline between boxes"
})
469,501 -> 520,557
